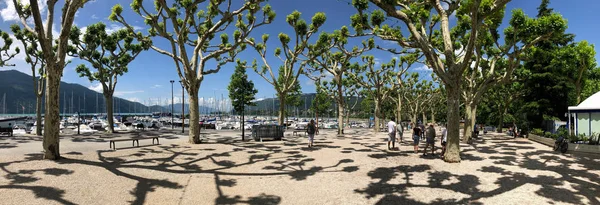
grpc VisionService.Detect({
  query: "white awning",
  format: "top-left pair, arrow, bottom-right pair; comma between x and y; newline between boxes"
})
568,91 -> 600,111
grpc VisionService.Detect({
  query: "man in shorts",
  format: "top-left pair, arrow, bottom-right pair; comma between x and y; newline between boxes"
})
412,123 -> 421,153
387,117 -> 397,150
423,123 -> 436,156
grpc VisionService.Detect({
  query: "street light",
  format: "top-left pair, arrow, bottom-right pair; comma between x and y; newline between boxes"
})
170,80 -> 175,129
179,80 -> 185,134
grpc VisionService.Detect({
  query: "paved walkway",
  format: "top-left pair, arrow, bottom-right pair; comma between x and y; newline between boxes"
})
0,129 -> 598,204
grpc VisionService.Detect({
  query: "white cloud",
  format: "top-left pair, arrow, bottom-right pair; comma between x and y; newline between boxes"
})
106,24 -> 143,34
126,97 -> 140,103
414,65 -> 432,72
114,90 -> 144,96
374,58 -> 382,66
305,79 -> 314,86
1,0 -> 47,22
91,14 -> 98,19
88,84 -> 103,93
151,84 -> 162,88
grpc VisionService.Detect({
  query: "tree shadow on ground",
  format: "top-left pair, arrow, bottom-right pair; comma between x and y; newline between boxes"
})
355,135 -> 600,204
0,154 -> 77,204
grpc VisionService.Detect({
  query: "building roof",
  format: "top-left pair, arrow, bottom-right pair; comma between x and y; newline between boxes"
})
568,91 -> 600,111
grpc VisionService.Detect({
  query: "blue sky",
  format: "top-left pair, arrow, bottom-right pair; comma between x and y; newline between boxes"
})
1,0 -> 599,110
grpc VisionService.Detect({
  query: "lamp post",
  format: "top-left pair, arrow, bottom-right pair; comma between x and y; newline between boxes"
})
179,80 -> 185,134
170,80 -> 175,129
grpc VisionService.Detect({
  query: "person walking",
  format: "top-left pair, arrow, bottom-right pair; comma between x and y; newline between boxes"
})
440,124 -> 448,159
419,123 -> 426,140
307,120 -> 316,148
412,123 -> 421,153
387,117 -> 397,150
397,122 -> 404,143
423,123 -> 436,156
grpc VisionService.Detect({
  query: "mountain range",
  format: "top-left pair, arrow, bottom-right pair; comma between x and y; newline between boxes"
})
0,70 -> 218,114
0,70 -> 364,115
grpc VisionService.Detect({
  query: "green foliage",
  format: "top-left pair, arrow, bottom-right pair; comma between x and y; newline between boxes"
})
311,84 -> 331,116
110,0 -> 276,83
0,28 -> 19,67
68,22 -> 151,93
227,60 -> 258,113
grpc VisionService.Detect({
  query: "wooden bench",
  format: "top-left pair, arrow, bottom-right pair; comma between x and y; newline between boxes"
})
109,137 -> 159,150
0,127 -> 13,136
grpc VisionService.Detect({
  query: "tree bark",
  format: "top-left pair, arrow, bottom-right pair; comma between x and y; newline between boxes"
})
444,82 -> 461,163
241,109 -> 245,141
396,94 -> 402,124
336,82 -> 344,134
463,102 -> 477,143
43,69 -> 61,160
374,100 -> 380,132
497,106 -> 505,133
35,93 -> 43,136
105,94 -> 115,133
422,111 -> 427,124
411,114 -> 417,125
188,85 -> 201,144
278,94 -> 286,126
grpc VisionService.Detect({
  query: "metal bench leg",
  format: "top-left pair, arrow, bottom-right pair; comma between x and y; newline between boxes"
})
109,141 -> 112,149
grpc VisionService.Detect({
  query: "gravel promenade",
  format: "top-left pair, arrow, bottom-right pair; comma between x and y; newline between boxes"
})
0,128 -> 598,205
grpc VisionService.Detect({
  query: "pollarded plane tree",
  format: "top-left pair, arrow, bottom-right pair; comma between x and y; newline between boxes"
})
461,8 -> 567,143
351,0 -> 562,162
387,52 -> 419,124
12,0 -> 88,160
348,55 -> 396,132
246,10 -> 327,125
0,29 -> 18,67
110,0 -> 276,143
306,27 -> 374,134
402,72 -> 434,125
68,23 -> 152,133
11,25 -> 45,136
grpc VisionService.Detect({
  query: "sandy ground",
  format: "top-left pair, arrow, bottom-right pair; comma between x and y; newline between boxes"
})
0,128 -> 599,205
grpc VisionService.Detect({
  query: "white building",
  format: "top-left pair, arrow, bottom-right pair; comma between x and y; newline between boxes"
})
568,91 -> 600,136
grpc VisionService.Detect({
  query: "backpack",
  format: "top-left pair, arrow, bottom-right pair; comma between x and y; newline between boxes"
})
307,124 -> 315,134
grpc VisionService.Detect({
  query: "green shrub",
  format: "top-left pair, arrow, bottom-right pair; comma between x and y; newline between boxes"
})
531,128 -> 544,136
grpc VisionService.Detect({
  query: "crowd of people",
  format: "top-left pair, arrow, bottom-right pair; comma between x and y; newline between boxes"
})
304,118 -> 449,159
388,118 -> 448,159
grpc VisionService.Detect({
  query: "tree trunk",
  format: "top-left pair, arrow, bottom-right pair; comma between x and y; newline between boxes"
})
241,109 -> 245,141
315,110 -> 319,135
188,85 -> 201,144
105,95 -> 115,133
431,106 -> 435,124
411,114 -> 417,125
278,95 -> 285,126
575,81 -> 582,105
396,94 -> 402,124
444,82 -> 461,163
336,83 -> 344,134
43,69 -> 61,160
463,102 -> 477,143
373,101 -> 380,132
35,94 -> 43,136
497,103 -> 508,133
422,111 -> 427,124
